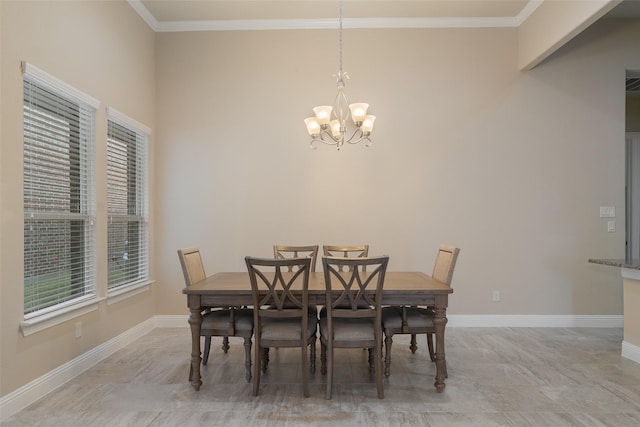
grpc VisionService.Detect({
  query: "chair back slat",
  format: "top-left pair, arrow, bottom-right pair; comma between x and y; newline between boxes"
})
322,256 -> 388,319
274,245 -> 319,272
322,245 -> 369,272
246,257 -> 311,313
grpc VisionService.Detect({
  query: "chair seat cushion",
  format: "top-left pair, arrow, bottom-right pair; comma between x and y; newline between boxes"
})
260,315 -> 318,341
382,306 -> 434,330
320,317 -> 375,341
202,308 -> 253,332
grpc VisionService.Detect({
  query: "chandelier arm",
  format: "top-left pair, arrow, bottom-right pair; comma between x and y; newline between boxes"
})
345,127 -> 363,143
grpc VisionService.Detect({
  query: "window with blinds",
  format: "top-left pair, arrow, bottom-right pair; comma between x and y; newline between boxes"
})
23,63 -> 98,317
107,109 -> 149,290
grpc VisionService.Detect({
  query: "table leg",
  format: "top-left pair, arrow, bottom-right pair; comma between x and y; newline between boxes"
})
433,305 -> 448,393
188,307 -> 203,390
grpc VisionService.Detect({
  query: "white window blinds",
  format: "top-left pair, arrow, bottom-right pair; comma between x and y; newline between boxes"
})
23,62 -> 98,317
107,108 -> 150,290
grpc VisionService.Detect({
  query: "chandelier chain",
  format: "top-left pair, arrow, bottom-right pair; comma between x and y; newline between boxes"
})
338,0 -> 343,76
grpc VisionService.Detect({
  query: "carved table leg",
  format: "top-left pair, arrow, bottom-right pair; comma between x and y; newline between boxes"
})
433,306 -> 448,393
188,307 -> 203,390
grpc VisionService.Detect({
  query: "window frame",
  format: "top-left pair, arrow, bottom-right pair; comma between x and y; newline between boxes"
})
106,107 -> 151,297
21,62 -> 101,334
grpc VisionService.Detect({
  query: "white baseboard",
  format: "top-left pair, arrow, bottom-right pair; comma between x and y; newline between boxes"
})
622,340 -> 640,364
446,314 -> 623,328
0,313 -> 628,422
0,318 -> 155,422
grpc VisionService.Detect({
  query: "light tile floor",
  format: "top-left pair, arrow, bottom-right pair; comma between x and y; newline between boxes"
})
4,327 -> 640,426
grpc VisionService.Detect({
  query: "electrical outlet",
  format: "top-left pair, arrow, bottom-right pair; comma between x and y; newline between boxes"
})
492,290 -> 501,302
75,321 -> 82,338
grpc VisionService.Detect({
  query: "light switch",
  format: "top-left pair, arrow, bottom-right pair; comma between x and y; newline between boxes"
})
600,206 -> 616,218
607,221 -> 616,232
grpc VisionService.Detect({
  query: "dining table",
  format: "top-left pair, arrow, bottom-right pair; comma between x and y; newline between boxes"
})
183,270 -> 453,393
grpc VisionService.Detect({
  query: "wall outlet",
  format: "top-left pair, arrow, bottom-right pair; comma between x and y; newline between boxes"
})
600,206 -> 616,218
75,321 -> 82,338
492,290 -> 501,302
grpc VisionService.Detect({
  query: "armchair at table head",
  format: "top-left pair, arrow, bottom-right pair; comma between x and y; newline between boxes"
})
382,245 -> 460,377
177,247 -> 253,382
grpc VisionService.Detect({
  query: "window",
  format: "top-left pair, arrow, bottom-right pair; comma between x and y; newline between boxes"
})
107,108 -> 150,291
23,63 -> 98,317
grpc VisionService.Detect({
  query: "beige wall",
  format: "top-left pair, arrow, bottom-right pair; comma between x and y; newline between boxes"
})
0,1 -> 156,396
2,0 -> 640,402
154,20 -> 639,317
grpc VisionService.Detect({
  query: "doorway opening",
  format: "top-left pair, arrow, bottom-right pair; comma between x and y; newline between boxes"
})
625,70 -> 640,259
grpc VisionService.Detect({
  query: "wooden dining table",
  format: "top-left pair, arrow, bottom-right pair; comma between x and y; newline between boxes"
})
183,271 -> 453,393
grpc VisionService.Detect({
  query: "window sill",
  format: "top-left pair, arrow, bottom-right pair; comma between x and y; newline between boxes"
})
107,279 -> 155,305
20,297 -> 106,337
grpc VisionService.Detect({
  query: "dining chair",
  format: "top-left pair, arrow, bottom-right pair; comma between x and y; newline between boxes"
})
381,245 -> 460,377
245,256 -> 318,397
322,245 -> 369,271
274,245 -> 319,272
177,247 -> 253,382
320,255 -> 389,399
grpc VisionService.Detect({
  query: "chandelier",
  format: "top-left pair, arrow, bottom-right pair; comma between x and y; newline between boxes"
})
303,0 -> 376,150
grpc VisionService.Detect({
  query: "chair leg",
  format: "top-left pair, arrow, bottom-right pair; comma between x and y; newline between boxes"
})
320,342 -> 327,375
310,335 -> 316,374
375,340 -> 384,399
325,345 -> 333,399
410,334 -> 418,353
243,337 -> 252,382
222,336 -> 230,353
253,346 -> 262,396
301,345 -> 310,398
203,336 -> 211,365
426,333 -> 436,362
384,335 -> 393,377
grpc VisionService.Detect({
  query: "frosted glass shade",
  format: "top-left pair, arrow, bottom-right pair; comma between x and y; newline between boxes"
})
304,117 -> 320,136
313,106 -> 332,125
330,120 -> 341,138
349,103 -> 369,123
361,115 -> 376,133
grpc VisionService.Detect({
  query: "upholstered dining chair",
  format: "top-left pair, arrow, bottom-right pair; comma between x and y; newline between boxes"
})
320,255 -> 389,399
245,256 -> 318,397
177,247 -> 253,382
274,245 -> 319,272
322,245 -> 369,271
381,245 -> 460,377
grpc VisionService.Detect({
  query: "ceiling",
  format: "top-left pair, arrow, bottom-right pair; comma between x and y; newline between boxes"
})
131,0 -> 640,32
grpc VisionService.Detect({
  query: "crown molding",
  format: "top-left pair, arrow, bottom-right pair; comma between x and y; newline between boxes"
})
128,0 -> 544,32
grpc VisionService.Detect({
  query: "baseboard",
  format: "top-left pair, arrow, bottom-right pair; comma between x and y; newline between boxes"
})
446,314 -> 623,328
622,340 -> 640,364
0,313 -> 627,422
0,317 -> 155,422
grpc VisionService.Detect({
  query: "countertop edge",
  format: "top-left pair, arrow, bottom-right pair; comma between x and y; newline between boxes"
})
588,259 -> 640,270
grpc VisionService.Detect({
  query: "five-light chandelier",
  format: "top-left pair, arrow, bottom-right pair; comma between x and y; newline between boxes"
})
303,0 -> 376,150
